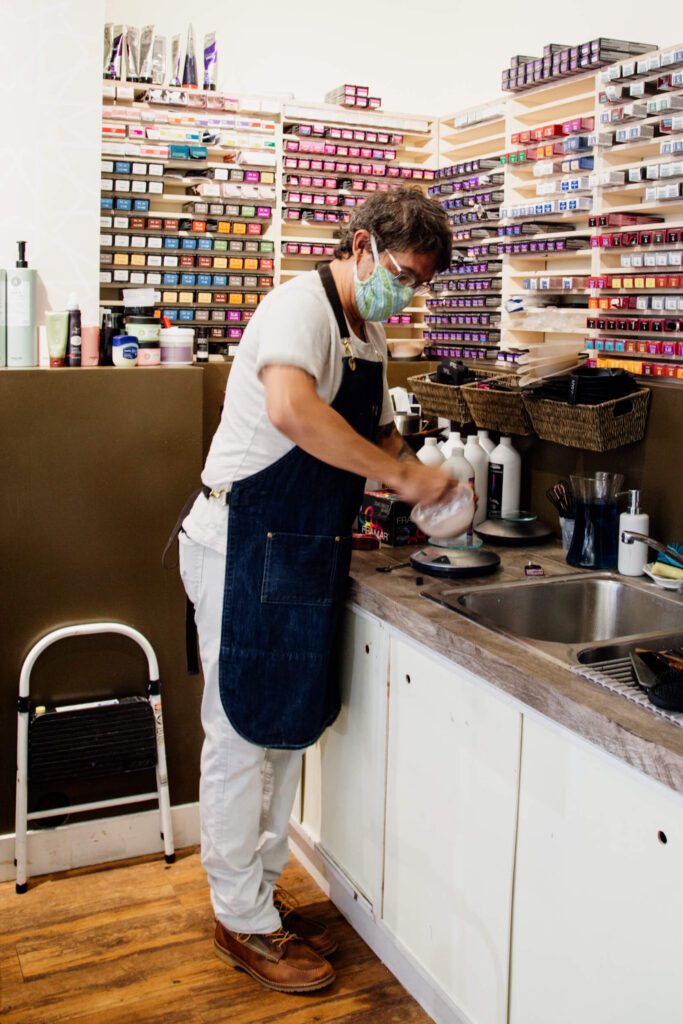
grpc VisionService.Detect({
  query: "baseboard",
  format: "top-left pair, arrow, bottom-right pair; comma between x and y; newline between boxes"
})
0,802 -> 200,884
289,819 -> 473,1024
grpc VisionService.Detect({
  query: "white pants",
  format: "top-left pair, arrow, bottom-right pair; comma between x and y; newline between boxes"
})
178,531 -> 304,934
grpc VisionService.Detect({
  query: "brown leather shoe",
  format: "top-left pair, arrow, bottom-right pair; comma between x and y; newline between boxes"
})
214,922 -> 335,993
273,886 -> 338,957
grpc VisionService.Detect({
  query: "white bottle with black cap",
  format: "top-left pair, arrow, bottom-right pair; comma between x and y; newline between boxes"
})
618,489 -> 649,577
6,241 -> 37,367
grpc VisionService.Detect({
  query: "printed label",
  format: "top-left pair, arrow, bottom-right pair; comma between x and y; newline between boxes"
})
7,278 -> 31,326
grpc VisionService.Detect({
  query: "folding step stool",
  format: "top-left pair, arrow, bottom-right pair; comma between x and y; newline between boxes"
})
15,622 -> 175,893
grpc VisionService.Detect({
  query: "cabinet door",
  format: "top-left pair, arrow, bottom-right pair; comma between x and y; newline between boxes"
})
510,715 -> 683,1024
301,606 -> 387,907
383,635 -> 522,1024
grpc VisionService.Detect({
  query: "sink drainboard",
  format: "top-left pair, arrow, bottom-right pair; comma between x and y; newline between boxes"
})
573,660 -> 683,729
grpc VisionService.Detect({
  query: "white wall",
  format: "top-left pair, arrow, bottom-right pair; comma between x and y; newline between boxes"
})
104,0 -> 675,116
0,0 -> 104,325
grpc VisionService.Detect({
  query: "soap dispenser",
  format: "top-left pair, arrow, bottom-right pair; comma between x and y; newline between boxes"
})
6,241 -> 37,367
618,489 -> 649,577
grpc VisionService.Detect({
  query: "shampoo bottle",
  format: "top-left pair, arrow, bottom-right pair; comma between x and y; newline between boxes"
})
6,241 -> 37,367
464,434 -> 489,526
487,436 -> 521,519
66,295 -> 82,367
618,489 -> 649,577
443,443 -> 475,540
416,437 -> 444,466
477,429 -> 495,454
441,429 -> 462,458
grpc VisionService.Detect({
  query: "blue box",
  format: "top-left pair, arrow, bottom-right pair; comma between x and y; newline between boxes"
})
198,238 -> 213,250
189,146 -> 208,159
116,198 -> 132,210
134,199 -> 150,211
181,238 -> 197,250
178,308 -> 195,321
101,197 -> 114,209
163,273 -> 179,285
197,274 -> 212,286
164,237 -> 180,249
181,273 -> 196,286
213,274 -> 227,287
169,144 -> 189,160
162,308 -> 178,321
115,161 -> 132,174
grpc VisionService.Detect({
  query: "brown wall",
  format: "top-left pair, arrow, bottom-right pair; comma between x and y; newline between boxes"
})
0,368 -> 204,832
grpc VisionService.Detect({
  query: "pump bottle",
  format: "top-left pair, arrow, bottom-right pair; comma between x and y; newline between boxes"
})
618,490 -> 649,577
6,241 -> 37,367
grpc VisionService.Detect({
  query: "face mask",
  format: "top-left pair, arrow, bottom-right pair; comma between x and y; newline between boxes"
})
353,234 -> 415,321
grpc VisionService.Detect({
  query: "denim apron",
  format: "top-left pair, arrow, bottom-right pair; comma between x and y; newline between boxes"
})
219,264 -> 384,749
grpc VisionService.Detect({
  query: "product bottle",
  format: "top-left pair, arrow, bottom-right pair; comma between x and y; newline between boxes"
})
464,434 -> 489,525
443,443 -> 475,540
196,326 -> 210,363
440,429 -> 462,458
65,295 -> 81,367
487,436 -> 521,519
100,311 -> 122,366
6,241 -> 37,367
416,436 -> 444,466
477,429 -> 495,454
618,489 -> 649,577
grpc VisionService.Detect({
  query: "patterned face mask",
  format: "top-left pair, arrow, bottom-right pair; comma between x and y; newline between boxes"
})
353,234 -> 415,321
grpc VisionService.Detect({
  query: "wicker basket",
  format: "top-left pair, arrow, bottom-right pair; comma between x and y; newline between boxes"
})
407,371 -> 490,423
522,387 -> 651,452
461,378 -> 534,435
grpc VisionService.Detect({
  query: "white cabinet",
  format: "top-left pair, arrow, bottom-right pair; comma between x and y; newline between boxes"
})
301,606 -> 387,908
510,715 -> 683,1024
383,635 -> 523,1024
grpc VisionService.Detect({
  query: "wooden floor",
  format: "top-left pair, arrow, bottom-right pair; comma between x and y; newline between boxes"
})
0,847 -> 433,1023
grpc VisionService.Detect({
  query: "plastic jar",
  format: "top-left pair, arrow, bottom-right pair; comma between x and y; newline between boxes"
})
112,335 -> 138,366
160,327 -> 194,365
124,316 -> 160,344
137,340 -> 161,366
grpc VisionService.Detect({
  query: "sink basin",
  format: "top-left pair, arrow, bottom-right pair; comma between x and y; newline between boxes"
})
423,573 -> 683,665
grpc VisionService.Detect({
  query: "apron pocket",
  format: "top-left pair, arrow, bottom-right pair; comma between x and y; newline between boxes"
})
261,532 -> 347,606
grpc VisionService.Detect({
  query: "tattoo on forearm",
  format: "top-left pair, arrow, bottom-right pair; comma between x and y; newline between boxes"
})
375,422 -> 418,462
398,439 -> 418,462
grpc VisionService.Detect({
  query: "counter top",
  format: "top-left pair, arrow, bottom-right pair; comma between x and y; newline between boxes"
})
349,542 -> 683,795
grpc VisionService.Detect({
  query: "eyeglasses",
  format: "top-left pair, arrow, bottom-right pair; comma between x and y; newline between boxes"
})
384,249 -> 432,294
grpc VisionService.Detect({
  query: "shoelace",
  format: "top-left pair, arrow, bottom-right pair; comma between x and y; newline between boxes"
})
236,925 -> 296,951
273,886 -> 300,920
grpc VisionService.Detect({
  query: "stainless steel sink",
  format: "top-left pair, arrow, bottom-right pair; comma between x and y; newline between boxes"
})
423,573 -> 683,665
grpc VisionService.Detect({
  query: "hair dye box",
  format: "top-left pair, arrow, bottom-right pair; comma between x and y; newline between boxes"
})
359,490 -> 426,546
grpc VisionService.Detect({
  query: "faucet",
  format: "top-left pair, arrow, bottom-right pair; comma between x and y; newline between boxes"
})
620,531 -> 683,570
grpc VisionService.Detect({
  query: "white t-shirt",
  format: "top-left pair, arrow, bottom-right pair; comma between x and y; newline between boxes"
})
182,270 -> 394,554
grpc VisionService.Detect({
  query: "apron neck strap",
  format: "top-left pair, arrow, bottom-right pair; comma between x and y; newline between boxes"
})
318,262 -> 350,340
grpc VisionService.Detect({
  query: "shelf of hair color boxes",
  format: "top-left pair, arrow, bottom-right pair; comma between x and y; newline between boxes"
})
280,121 -> 436,228
101,85 -> 277,342
585,59 -> 683,381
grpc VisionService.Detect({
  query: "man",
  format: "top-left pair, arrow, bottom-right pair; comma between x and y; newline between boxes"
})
179,186 -> 455,993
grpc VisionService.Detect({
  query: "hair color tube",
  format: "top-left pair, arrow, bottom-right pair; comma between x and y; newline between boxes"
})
151,36 -> 166,85
139,25 -> 154,83
103,24 -> 112,73
170,35 -> 181,86
125,26 -> 140,82
182,24 -> 197,88
104,25 -> 124,80
203,32 -> 217,91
